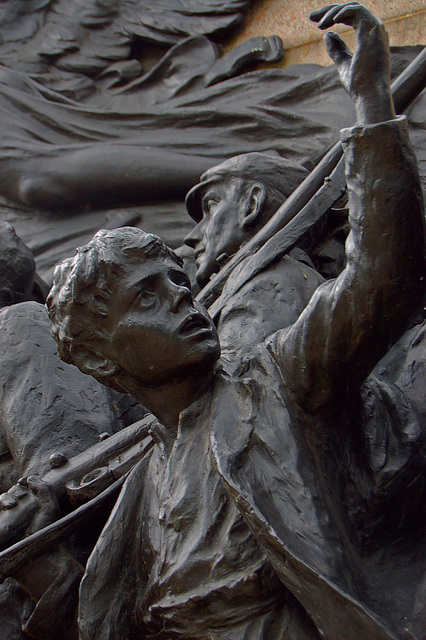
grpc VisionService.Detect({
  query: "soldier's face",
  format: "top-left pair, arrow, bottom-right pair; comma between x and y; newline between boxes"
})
184,178 -> 247,287
107,256 -> 220,386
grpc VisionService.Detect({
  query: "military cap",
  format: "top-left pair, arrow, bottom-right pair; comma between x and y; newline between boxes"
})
185,152 -> 309,222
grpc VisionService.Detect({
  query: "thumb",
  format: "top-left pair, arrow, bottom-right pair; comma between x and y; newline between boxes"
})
324,31 -> 352,67
27,476 -> 60,519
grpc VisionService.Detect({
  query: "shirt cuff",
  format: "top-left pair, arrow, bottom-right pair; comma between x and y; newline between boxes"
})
340,115 -> 407,144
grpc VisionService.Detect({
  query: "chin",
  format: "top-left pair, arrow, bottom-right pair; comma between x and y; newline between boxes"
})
143,342 -> 220,388
185,338 -> 221,380
195,272 -> 209,288
205,338 -> 221,366
196,264 -> 218,288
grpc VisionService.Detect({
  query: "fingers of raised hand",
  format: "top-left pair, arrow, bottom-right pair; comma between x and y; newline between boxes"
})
310,3 -> 377,30
310,4 -> 341,24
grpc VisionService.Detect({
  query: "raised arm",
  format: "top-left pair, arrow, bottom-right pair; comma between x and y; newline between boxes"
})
272,3 -> 425,413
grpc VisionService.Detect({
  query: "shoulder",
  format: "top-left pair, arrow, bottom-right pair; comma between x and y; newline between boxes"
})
0,301 -> 53,363
0,300 -> 47,325
217,255 -> 324,354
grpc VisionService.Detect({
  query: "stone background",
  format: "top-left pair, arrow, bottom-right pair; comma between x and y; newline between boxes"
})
229,0 -> 425,66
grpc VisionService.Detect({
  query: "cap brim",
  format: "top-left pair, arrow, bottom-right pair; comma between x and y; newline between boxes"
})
185,177 -> 218,223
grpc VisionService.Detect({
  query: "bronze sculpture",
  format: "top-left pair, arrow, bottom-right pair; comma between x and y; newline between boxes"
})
0,0 -> 357,220
0,0 -> 423,290
38,5 -> 426,639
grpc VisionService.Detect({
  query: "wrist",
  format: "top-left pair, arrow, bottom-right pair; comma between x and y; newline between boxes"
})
354,92 -> 395,126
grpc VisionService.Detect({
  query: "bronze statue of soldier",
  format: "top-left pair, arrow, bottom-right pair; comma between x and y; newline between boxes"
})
42,4 -> 426,640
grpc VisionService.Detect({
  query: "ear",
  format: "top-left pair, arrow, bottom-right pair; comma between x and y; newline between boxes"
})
240,183 -> 266,229
71,344 -> 120,379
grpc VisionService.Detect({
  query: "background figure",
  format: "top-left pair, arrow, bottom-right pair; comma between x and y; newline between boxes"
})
0,221 -> 49,309
183,146 -> 426,420
184,152 -> 325,358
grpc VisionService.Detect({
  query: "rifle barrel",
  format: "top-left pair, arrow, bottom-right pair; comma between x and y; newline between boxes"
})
0,477 -> 125,579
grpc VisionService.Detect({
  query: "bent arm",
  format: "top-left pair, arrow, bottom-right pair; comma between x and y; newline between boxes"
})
8,146 -> 218,212
273,115 -> 425,413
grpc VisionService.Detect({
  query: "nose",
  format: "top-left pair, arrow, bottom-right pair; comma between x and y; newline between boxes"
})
169,282 -> 192,313
184,220 -> 204,249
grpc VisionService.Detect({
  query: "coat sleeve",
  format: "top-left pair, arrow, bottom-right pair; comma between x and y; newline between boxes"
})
271,116 -> 425,414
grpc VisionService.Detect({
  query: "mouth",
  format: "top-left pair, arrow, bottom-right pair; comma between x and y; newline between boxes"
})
179,312 -> 212,336
194,247 -> 205,263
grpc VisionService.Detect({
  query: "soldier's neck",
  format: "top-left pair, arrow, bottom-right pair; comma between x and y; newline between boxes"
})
135,370 -> 214,435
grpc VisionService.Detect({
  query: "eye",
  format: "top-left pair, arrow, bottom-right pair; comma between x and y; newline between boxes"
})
202,194 -> 220,215
137,289 -> 156,308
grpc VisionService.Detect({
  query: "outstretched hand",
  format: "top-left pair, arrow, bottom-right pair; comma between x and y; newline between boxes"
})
310,3 -> 395,124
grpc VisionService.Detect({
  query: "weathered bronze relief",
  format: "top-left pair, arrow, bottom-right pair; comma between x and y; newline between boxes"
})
0,2 -> 424,639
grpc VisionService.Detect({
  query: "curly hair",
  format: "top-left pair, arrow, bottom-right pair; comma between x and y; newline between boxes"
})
47,227 -> 183,372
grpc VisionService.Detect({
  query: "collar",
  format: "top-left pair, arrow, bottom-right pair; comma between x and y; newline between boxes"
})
148,381 -> 215,450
